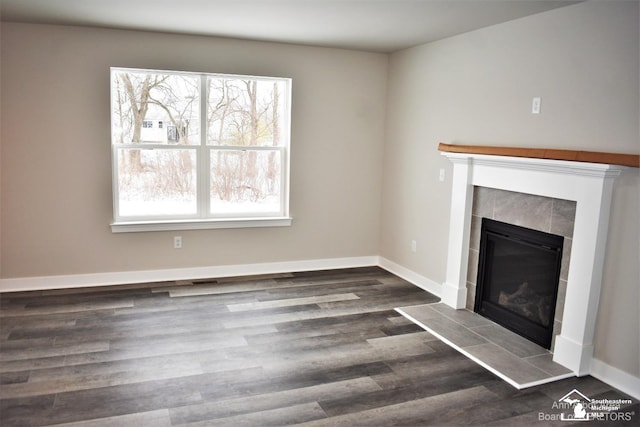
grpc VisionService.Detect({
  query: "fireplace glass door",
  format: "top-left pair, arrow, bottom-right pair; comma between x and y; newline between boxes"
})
474,218 -> 563,349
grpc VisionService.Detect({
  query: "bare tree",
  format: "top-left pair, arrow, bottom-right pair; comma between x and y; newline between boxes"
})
207,78 -> 283,204
119,73 -> 169,171
148,79 -> 198,145
267,81 -> 281,193
113,71 -> 200,201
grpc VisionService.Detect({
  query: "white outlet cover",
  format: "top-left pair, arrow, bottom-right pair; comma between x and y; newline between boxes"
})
532,97 -> 541,114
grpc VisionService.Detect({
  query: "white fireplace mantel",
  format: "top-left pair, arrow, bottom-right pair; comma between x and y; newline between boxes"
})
441,151 -> 626,376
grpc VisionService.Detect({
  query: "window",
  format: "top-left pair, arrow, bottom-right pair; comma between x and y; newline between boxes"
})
110,68 -> 292,232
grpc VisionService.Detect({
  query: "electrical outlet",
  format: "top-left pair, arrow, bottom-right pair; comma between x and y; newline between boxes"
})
174,236 -> 182,249
439,168 -> 445,182
532,97 -> 541,114
411,240 -> 417,253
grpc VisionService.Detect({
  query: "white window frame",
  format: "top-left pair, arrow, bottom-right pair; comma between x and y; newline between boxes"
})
110,67 -> 292,233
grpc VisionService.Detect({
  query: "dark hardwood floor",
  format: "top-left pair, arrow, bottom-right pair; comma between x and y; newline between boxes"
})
0,267 -> 636,426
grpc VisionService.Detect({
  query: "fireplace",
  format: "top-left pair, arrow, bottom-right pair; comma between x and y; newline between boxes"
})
474,218 -> 563,349
439,146 -> 626,375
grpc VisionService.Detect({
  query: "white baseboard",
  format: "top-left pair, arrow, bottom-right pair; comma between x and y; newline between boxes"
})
0,256 -> 380,293
590,358 -> 640,400
378,257 -> 442,297
0,255 -> 444,295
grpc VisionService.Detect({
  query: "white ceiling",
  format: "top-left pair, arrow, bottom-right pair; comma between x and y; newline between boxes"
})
0,0 -> 579,53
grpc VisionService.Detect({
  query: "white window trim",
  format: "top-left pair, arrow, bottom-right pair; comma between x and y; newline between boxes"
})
110,68 -> 292,232
110,217 -> 293,233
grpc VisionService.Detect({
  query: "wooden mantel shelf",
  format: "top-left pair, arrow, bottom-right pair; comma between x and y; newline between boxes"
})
438,143 -> 639,168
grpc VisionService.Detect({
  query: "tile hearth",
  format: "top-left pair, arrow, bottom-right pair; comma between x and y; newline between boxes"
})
397,302 -> 573,389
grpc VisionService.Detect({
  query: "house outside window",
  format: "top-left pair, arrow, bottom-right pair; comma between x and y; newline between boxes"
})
110,67 -> 292,231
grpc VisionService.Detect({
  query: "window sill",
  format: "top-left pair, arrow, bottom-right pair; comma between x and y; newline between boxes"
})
111,217 -> 293,233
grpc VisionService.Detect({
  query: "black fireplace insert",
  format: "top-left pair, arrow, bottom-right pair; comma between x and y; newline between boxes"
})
474,218 -> 564,349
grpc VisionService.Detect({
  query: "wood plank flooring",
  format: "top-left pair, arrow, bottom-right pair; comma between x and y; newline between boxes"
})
0,267 -> 636,426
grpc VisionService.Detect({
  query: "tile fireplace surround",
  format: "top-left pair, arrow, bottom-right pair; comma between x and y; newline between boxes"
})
438,146 -> 627,379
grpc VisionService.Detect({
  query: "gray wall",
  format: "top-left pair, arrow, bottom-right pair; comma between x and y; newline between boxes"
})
381,1 -> 639,377
1,23 -> 388,277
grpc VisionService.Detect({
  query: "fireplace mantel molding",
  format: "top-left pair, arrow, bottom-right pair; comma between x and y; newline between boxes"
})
439,143 -> 632,377
438,143 -> 639,167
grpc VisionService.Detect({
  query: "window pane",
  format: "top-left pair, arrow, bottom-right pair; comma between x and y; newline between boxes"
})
111,67 -> 290,224
116,148 -> 197,217
207,78 -> 287,147
111,70 -> 200,145
210,149 -> 282,215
